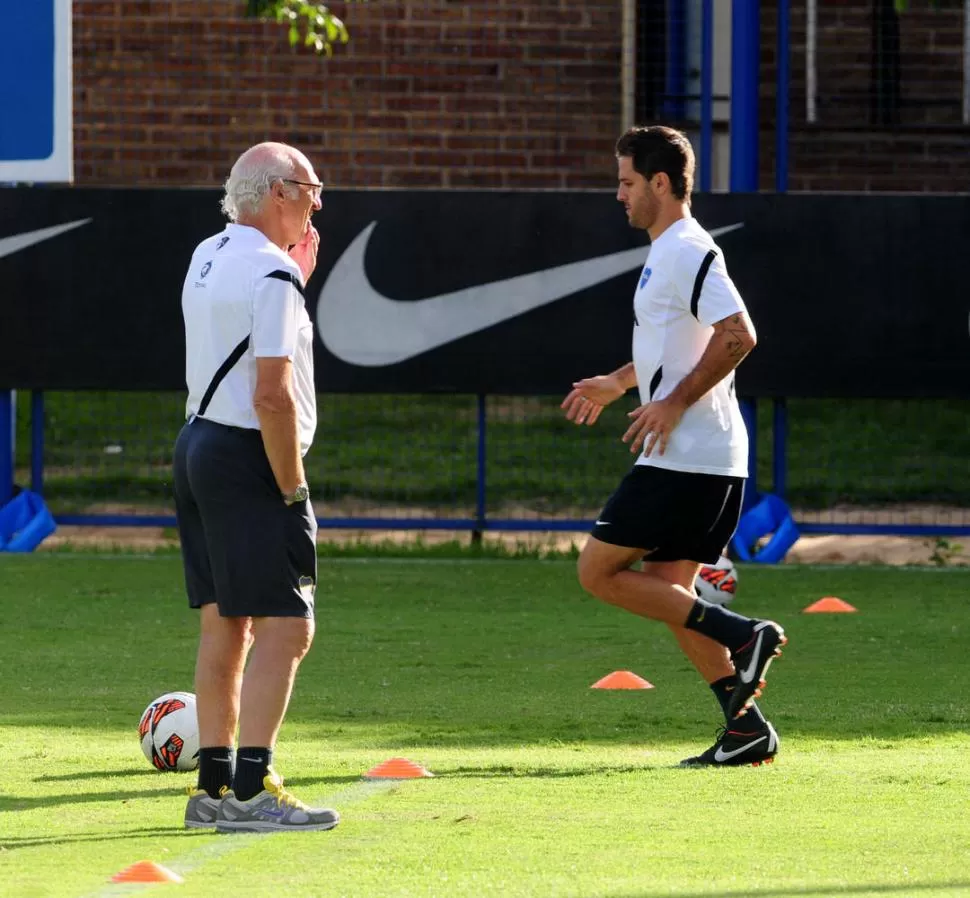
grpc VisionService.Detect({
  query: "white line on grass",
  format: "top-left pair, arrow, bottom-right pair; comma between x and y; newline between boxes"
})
81,779 -> 398,897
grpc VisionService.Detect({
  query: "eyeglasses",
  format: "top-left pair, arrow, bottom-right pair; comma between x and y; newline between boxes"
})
282,178 -> 323,200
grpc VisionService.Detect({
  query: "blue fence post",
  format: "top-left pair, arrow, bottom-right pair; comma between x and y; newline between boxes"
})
665,0 -> 687,121
700,0 -> 714,192
776,0 -> 790,192
740,398 -> 758,512
772,397 -> 787,500
0,390 -> 13,506
730,0 -> 760,191
31,391 -> 45,496
474,394 -> 487,543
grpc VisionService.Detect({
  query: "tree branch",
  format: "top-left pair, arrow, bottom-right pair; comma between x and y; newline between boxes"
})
244,1 -> 355,56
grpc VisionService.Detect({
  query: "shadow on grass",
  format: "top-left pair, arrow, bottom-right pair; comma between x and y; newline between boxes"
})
267,773 -> 371,789
609,883 -> 970,898
442,764 -> 664,779
0,826 -> 201,850
2,773 -> 366,812
34,767 -> 157,782
0,787 -> 182,812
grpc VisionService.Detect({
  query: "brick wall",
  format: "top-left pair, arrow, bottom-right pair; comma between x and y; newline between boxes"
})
75,1 -> 970,194
759,1 -> 970,192
73,0 -> 624,189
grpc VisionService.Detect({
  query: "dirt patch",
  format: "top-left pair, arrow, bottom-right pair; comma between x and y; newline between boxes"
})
784,534 -> 969,566
39,526 -> 970,566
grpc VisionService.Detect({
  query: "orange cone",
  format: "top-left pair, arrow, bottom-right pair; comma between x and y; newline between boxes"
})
804,596 -> 857,613
590,671 -> 654,689
364,757 -> 434,780
111,860 -> 184,884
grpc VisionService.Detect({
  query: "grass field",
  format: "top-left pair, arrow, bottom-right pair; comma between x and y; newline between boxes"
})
1,554 -> 969,897
13,392 -> 970,515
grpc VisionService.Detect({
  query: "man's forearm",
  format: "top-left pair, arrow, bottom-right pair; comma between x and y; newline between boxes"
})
667,317 -> 754,410
254,402 -> 305,495
609,362 -> 638,391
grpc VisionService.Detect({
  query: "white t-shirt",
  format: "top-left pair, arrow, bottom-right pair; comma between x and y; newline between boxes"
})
632,217 -> 752,477
182,223 -> 317,455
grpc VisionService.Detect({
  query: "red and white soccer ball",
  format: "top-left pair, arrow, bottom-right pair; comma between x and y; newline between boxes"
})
138,691 -> 200,772
695,555 -> 739,606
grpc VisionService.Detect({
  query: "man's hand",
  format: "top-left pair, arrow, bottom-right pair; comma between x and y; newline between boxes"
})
622,397 -> 688,456
561,374 -> 626,426
288,223 -> 320,283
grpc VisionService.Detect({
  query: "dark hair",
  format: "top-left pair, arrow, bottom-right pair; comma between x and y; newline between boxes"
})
615,125 -> 695,200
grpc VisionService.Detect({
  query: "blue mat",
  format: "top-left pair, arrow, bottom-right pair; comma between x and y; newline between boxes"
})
731,493 -> 800,564
0,490 -> 57,552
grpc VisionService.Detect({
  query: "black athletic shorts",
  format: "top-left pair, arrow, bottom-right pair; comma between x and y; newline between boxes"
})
590,465 -> 744,564
172,417 -> 317,618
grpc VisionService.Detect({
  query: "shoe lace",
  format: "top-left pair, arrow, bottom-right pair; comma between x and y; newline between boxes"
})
186,785 -> 227,801
264,769 -> 310,811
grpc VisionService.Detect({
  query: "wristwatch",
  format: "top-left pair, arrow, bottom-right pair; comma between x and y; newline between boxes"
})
282,482 -> 310,505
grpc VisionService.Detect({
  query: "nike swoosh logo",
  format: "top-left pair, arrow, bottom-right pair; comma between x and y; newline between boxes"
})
0,219 -> 93,260
595,520 -> 611,526
317,221 -> 744,366
739,631 -> 764,684
714,734 -> 767,762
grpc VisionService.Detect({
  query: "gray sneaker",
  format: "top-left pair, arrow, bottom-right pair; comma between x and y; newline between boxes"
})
184,788 -> 224,829
215,769 -> 340,833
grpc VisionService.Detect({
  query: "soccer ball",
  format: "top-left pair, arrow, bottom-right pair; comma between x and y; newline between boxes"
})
138,691 -> 200,771
695,556 -> 739,605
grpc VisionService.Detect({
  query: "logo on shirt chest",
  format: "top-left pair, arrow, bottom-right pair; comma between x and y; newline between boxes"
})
639,267 -> 652,289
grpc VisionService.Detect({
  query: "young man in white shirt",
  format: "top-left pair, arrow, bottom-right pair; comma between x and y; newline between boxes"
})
175,142 -> 339,830
562,125 -> 787,767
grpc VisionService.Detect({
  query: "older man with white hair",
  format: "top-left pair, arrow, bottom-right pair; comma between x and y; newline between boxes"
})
173,142 -> 338,833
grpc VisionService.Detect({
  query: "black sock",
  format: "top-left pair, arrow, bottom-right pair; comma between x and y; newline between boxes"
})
197,747 -> 235,799
685,599 -> 754,652
709,676 -> 766,731
232,747 -> 273,802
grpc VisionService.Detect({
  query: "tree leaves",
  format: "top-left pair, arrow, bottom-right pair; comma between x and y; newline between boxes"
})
243,1 -> 354,56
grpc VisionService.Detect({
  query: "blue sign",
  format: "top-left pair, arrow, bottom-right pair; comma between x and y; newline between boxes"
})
0,0 -> 72,182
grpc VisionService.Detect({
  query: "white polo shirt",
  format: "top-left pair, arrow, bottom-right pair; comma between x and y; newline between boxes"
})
182,223 -> 317,455
632,217 -> 752,478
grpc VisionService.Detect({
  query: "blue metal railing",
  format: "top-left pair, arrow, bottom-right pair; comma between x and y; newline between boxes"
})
7,389 -> 967,538
699,0 -> 714,193
730,0 -> 761,192
0,391 -> 12,506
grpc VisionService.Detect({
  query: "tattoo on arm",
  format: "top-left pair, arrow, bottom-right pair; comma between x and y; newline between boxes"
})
666,313 -> 755,411
718,314 -> 750,362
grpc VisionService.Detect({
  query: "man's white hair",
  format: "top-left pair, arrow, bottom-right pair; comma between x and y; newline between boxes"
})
221,142 -> 300,221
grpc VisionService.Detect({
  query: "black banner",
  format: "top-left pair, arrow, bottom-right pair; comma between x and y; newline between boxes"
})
1,187 -> 968,397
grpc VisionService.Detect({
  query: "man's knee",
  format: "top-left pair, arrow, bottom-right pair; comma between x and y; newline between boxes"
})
253,616 -> 315,662
199,608 -> 250,659
577,555 -> 613,601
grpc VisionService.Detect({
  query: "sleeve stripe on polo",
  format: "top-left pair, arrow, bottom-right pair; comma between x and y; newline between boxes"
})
689,249 -> 718,319
265,269 -> 306,300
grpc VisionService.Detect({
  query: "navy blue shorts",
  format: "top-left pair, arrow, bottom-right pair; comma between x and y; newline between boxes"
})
172,417 -> 317,618
591,465 -> 744,565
